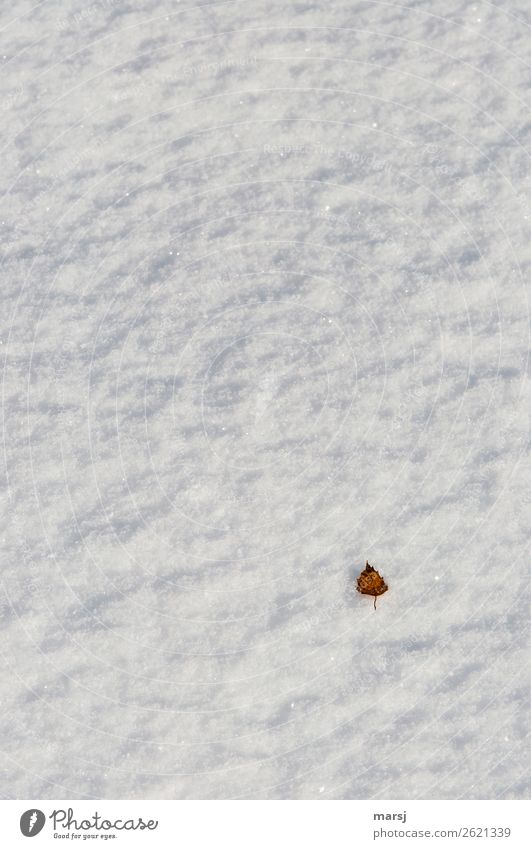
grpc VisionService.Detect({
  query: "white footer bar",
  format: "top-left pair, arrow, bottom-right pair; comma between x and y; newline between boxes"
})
2,799 -> 528,848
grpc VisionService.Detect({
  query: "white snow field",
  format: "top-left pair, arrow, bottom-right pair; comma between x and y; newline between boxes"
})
1,0 -> 530,800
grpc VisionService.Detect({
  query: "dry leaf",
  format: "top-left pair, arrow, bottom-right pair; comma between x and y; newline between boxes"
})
357,561 -> 388,610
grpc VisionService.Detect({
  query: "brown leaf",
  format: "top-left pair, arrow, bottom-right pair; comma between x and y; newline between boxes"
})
357,561 -> 388,610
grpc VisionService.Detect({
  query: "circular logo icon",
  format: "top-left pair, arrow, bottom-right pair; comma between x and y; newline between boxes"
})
20,810 -> 45,837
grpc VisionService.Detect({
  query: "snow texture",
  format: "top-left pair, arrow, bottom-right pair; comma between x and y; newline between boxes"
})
1,0 -> 530,800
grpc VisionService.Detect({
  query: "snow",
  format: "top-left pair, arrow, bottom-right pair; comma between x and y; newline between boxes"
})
0,0 -> 530,799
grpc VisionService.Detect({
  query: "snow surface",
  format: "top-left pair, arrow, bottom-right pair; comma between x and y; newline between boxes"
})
1,0 -> 530,800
